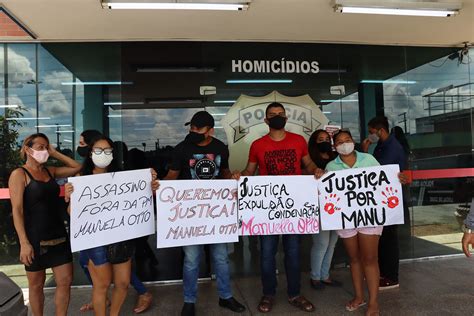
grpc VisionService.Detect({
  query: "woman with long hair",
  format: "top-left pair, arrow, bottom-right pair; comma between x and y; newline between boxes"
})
317,129 -> 382,316
65,135 -> 158,316
307,130 -> 341,289
8,133 -> 82,316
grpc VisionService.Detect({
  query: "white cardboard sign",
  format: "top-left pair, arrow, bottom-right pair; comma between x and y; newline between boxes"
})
319,164 -> 404,230
156,180 -> 239,248
69,169 -> 155,252
238,175 -> 320,235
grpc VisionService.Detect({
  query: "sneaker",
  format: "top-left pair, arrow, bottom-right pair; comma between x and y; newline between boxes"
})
181,302 -> 195,316
219,297 -> 246,313
379,277 -> 399,290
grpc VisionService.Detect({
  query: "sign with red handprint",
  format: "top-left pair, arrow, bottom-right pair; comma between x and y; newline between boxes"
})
318,164 -> 404,230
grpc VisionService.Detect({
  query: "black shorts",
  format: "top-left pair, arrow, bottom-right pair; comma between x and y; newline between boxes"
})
25,241 -> 72,272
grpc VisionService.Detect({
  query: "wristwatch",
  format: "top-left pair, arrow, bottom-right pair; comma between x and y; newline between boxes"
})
463,225 -> 474,234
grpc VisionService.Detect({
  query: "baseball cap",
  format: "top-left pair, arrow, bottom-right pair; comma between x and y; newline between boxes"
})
184,111 -> 215,128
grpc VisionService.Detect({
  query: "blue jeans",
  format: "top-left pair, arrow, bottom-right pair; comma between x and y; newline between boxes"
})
310,230 -> 338,280
183,243 -> 232,303
260,235 -> 300,298
79,250 -> 147,295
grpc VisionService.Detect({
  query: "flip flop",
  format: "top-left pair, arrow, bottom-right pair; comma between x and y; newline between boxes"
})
345,300 -> 367,312
80,302 -> 94,312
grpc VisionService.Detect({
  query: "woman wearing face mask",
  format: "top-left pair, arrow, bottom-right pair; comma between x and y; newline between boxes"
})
65,135 -> 158,316
307,130 -> 341,290
8,133 -> 82,316
322,129 -> 382,316
76,129 -> 102,158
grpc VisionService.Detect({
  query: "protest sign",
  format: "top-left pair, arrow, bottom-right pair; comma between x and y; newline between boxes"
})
156,180 -> 239,248
69,169 -> 155,252
319,164 -> 404,230
238,175 -> 319,236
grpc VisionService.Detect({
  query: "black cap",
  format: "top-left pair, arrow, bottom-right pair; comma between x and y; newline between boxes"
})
184,111 -> 215,128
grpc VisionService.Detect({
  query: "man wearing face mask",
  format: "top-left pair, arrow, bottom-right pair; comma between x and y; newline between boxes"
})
233,102 -> 317,313
163,111 -> 246,316
362,116 -> 408,291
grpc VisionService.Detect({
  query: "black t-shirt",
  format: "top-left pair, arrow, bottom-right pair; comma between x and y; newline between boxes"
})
170,137 -> 229,180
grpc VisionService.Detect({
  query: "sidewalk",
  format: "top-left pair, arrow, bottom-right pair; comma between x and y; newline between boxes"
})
36,256 -> 474,316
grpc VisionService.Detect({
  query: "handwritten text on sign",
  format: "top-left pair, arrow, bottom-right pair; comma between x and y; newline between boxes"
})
238,175 -> 319,235
319,164 -> 404,230
69,169 -> 155,252
156,180 -> 239,248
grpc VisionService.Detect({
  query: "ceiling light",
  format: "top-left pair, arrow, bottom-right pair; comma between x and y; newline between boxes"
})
7,117 -> 50,121
320,99 -> 358,103
56,130 -> 75,133
103,1 -> 250,11
360,80 -> 417,84
104,101 -> 144,106
323,111 -> 332,114
213,100 -> 236,104
147,98 -> 203,105
0,104 -> 18,108
36,124 -> 72,128
226,79 -> 293,84
334,0 -> 461,17
61,81 -> 133,86
136,66 -> 216,73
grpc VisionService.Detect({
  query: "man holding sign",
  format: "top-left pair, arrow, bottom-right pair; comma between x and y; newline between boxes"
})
163,111 -> 245,316
233,102 -> 316,313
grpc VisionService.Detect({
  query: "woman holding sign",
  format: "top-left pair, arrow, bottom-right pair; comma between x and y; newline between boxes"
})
8,133 -> 82,316
321,129 -> 382,316
65,135 -> 158,316
307,129 -> 342,290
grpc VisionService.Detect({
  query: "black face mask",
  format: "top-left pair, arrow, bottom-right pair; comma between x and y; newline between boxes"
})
185,131 -> 206,144
316,141 -> 332,153
267,116 -> 286,130
76,146 -> 88,158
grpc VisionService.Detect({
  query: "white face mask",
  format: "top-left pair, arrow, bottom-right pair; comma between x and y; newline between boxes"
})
336,142 -> 355,155
368,132 -> 380,143
30,148 -> 49,164
91,152 -> 113,169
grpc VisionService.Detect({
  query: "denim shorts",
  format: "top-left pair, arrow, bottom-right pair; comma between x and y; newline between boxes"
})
80,246 -> 109,266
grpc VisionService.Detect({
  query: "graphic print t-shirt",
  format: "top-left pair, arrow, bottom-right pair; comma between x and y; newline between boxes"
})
248,131 -> 309,176
170,137 -> 229,180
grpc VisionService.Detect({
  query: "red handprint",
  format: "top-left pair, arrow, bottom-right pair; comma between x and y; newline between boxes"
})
381,186 -> 399,209
324,193 -> 341,215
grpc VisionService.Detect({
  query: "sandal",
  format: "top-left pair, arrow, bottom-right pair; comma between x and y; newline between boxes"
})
310,279 -> 325,290
321,279 -> 343,287
134,292 -> 153,313
345,299 -> 367,312
80,302 -> 94,312
288,295 -> 315,312
257,296 -> 274,313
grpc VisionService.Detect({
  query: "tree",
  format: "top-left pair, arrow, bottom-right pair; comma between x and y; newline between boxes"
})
0,107 -> 23,263
0,107 -> 23,186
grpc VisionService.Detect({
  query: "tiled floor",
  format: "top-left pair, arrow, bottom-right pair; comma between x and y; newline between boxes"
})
36,256 -> 474,315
